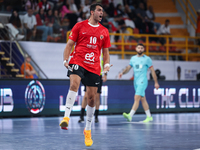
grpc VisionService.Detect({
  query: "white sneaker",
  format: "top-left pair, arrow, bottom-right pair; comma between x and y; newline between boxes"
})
16,34 -> 24,40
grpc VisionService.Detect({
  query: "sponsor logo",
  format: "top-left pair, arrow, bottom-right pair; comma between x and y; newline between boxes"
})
25,80 -> 45,114
87,44 -> 97,49
82,32 -> 87,34
154,88 -> 200,109
0,88 -> 14,112
85,52 -> 95,62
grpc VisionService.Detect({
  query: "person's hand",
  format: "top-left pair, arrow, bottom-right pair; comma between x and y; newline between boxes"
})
103,64 -> 113,74
118,72 -> 123,79
155,83 -> 159,90
32,29 -> 36,36
102,74 -> 107,82
49,23 -> 53,27
64,61 -> 68,68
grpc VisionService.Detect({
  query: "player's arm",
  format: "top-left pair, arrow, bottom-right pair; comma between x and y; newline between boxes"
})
150,66 -> 159,89
102,47 -> 111,73
63,39 -> 75,68
102,73 -> 107,82
118,65 -> 132,79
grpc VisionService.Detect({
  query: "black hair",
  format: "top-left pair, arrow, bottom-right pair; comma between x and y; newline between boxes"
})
136,43 -> 145,47
90,3 -> 103,13
9,10 -> 21,28
165,19 -> 170,23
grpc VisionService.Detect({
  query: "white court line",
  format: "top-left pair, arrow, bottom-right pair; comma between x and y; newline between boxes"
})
122,121 -> 200,125
193,149 -> 200,150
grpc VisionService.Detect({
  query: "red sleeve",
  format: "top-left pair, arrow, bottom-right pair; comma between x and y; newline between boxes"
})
35,14 -> 41,26
69,22 -> 80,42
44,16 -> 49,25
103,29 -> 111,48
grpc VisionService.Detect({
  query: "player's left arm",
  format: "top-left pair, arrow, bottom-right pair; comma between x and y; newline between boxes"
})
150,66 -> 159,89
102,47 -> 112,73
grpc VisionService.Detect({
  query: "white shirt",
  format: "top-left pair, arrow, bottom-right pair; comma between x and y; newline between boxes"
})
146,10 -> 153,20
83,5 -> 90,13
23,13 -> 37,29
157,24 -> 170,35
124,19 -> 135,29
83,5 -> 90,18
70,4 -> 80,16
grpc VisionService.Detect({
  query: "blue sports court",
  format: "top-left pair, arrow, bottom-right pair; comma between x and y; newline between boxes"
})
1,113 -> 200,150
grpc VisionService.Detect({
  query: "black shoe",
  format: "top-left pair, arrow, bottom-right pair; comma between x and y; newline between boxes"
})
78,117 -> 84,123
95,117 -> 99,123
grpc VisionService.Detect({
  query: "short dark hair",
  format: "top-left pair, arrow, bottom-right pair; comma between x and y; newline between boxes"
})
90,3 -> 103,13
165,19 -> 170,23
136,43 -> 145,47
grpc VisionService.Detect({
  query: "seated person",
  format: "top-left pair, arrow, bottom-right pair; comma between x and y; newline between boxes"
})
20,54 -> 36,79
23,8 -> 37,41
146,5 -> 160,30
9,10 -> 24,35
157,19 -> 172,45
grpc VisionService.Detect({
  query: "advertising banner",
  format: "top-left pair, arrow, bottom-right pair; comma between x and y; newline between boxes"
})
0,79 -> 200,117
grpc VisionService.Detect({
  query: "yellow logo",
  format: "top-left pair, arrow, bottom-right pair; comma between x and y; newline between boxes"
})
69,32 -> 72,36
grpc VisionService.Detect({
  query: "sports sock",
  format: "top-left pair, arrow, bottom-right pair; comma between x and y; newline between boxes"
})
85,105 -> 95,130
145,109 -> 151,117
95,110 -> 99,118
64,90 -> 77,118
129,109 -> 136,117
80,108 -> 85,118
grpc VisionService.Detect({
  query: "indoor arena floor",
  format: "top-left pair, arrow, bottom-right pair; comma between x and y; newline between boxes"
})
0,113 -> 200,150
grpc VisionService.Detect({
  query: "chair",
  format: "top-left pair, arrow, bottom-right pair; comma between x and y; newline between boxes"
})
126,27 -> 133,34
169,42 -> 176,52
131,39 -> 137,50
159,46 -> 165,52
149,41 -> 157,52
133,28 -> 139,34
125,39 -> 137,51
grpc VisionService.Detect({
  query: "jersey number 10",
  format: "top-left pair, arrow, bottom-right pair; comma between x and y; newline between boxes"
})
90,36 -> 97,44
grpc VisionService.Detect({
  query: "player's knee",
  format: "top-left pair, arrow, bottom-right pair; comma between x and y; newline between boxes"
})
87,95 -> 95,106
140,97 -> 145,102
134,95 -> 142,101
69,84 -> 79,91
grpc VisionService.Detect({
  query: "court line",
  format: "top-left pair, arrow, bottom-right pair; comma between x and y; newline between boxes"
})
122,121 -> 200,125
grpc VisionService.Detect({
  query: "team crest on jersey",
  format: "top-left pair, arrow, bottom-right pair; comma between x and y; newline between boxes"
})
100,35 -> 104,40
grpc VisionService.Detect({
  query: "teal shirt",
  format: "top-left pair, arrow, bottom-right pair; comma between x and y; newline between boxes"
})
129,55 -> 152,85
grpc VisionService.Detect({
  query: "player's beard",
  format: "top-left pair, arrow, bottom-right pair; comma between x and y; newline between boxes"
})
137,51 -> 143,56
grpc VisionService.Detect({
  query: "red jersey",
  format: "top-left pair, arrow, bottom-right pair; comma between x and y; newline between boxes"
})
69,20 -> 111,75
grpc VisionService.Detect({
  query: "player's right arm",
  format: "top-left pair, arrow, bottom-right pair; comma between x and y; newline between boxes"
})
63,39 -> 75,69
118,65 -> 132,79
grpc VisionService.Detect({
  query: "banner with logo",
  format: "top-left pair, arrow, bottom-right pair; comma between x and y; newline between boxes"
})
0,79 -> 200,117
